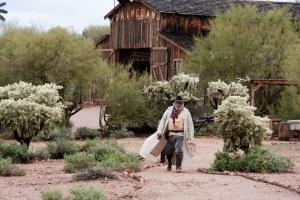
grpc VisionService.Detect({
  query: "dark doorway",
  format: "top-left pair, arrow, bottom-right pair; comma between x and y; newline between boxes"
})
118,48 -> 150,75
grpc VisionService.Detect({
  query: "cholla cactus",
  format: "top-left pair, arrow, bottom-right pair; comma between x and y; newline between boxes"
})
144,73 -> 201,104
0,81 -> 65,146
207,80 -> 249,109
214,96 -> 271,153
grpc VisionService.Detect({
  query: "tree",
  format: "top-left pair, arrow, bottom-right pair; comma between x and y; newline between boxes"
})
0,82 -> 65,146
82,25 -> 110,43
105,67 -> 150,130
186,6 -> 296,115
0,25 -> 108,121
0,2 -> 7,21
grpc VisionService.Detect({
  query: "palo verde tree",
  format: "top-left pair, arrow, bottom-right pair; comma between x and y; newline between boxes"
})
0,25 -> 107,122
186,6 -> 296,115
0,82 -> 65,146
0,2 -> 7,21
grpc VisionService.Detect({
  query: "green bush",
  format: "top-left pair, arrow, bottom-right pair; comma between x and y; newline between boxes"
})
0,143 -> 29,163
110,127 -> 134,139
75,127 -> 99,140
79,140 -> 141,172
64,152 -> 97,173
68,187 -> 106,200
36,126 -> 71,141
47,140 -> 79,159
42,190 -> 64,200
210,152 -> 244,172
244,146 -> 292,173
0,157 -> 25,176
211,146 -> 292,173
42,187 -> 106,200
29,148 -> 50,161
73,166 -> 117,181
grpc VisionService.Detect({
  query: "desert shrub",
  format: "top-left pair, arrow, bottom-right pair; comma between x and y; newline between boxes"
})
0,143 -> 29,163
211,146 -> 292,173
29,148 -> 50,161
73,166 -> 117,181
210,152 -> 244,172
244,146 -> 292,173
79,140 -> 141,172
110,127 -> 134,139
36,126 -> 70,141
0,157 -> 25,176
42,187 -> 106,200
64,152 -> 97,173
68,187 -> 106,200
74,127 -> 99,140
42,190 -> 64,200
47,140 -> 79,159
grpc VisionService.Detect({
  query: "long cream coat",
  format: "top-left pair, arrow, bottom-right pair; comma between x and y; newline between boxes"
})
139,106 -> 194,168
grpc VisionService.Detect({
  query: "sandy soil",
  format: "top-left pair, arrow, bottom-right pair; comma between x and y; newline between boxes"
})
0,138 -> 299,200
1,107 -> 299,200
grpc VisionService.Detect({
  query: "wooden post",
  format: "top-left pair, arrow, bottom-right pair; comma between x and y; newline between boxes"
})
250,83 -> 262,107
278,122 -> 290,141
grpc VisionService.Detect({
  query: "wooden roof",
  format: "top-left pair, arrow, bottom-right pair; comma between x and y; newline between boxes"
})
106,0 -> 300,19
159,32 -> 195,51
144,0 -> 300,17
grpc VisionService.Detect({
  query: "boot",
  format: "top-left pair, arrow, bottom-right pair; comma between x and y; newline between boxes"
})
167,155 -> 173,171
176,153 -> 183,173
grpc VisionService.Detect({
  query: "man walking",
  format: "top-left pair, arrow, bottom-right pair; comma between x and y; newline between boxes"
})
140,96 -> 195,172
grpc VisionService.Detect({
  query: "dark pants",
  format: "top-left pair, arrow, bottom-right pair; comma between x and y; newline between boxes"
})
165,135 -> 184,169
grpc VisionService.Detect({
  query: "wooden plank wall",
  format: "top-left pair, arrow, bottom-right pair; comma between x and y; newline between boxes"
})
158,37 -> 186,79
160,13 -> 210,34
110,1 -> 160,49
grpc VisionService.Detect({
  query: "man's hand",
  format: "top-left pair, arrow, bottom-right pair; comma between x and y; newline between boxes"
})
187,140 -> 196,151
157,133 -> 162,139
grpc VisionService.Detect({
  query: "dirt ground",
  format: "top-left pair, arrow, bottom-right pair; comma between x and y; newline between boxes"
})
0,138 -> 299,200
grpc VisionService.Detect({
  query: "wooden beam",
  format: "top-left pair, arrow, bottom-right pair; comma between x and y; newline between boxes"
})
250,79 -> 299,85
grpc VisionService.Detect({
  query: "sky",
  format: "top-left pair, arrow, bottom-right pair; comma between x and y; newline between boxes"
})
2,0 -> 299,33
4,0 -> 116,33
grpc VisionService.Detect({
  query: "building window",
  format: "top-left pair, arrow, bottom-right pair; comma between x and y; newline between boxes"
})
174,59 -> 183,74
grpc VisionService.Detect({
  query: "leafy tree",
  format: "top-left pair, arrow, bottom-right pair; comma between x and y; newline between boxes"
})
186,6 -> 296,115
0,82 -> 65,146
105,67 -> 150,129
0,25 -> 108,121
275,86 -> 300,120
82,25 -> 110,43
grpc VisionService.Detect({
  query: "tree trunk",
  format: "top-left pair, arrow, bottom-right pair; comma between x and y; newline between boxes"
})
14,130 -> 23,145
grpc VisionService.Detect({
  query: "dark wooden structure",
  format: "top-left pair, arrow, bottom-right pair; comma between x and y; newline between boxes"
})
249,79 -> 300,106
97,0 -> 300,81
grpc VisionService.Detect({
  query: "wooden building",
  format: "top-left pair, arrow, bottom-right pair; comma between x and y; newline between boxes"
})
97,0 -> 300,81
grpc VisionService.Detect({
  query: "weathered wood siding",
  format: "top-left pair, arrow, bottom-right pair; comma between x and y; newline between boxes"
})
158,37 -> 186,79
110,2 -> 160,49
96,35 -> 111,49
160,13 -> 210,34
